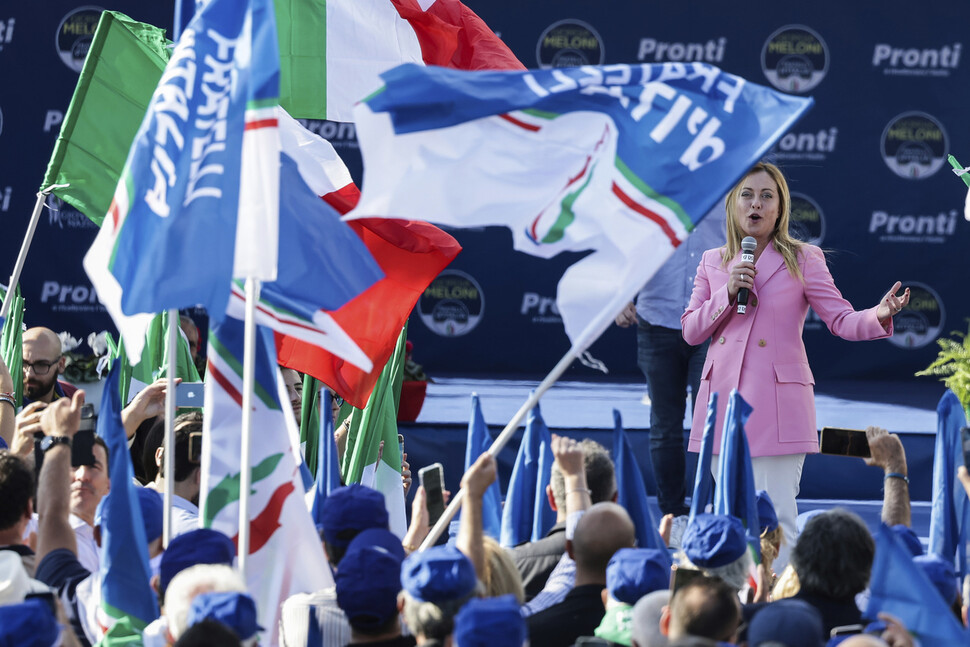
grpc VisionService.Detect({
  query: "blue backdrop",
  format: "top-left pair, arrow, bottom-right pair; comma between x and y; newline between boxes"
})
2,0 -> 968,384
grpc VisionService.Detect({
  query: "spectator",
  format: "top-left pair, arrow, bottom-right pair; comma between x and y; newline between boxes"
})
679,514 -> 751,592
0,451 -> 36,575
335,528 -> 412,646
512,437 -> 615,601
592,548 -> 670,646
20,327 -> 76,406
660,575 -> 740,645
399,544 -> 479,644
144,412 -> 204,537
526,502 -> 636,647
174,620 -> 242,647
746,598 -> 824,647
186,591 -> 262,647
165,564 -> 248,643
755,490 -> 782,602
0,597 -> 65,647
789,509 -> 874,635
631,590 -> 670,647
453,594 -> 526,647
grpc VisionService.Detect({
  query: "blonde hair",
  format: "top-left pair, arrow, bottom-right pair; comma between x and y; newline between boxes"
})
482,536 -> 526,604
722,162 -> 804,281
771,564 -> 801,600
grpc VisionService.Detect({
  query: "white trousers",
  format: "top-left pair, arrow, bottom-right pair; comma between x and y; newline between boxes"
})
711,453 -> 805,571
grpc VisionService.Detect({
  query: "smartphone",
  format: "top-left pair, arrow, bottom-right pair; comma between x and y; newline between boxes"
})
78,403 -> 96,432
418,462 -> 446,526
819,427 -> 870,458
72,429 -> 96,468
177,382 -> 204,408
188,431 -> 203,464
670,564 -> 703,595
960,427 -> 970,469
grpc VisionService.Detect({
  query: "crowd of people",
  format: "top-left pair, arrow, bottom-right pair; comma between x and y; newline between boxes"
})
0,164 -> 953,647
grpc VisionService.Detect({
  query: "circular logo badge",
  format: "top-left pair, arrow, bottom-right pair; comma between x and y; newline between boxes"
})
56,6 -> 103,73
886,282 -> 944,349
417,270 -> 484,337
536,19 -> 604,68
881,111 -> 948,179
788,192 -> 825,245
761,25 -> 828,93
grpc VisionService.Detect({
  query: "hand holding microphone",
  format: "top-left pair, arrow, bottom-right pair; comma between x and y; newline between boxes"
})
735,236 -> 757,314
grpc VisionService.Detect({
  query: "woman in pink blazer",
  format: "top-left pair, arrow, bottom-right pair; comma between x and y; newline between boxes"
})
681,162 -> 909,560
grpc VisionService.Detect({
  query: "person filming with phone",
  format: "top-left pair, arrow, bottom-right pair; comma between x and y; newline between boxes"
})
681,162 -> 910,566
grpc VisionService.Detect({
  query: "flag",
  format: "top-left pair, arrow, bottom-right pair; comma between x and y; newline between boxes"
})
340,328 -> 408,538
96,361 -> 160,636
273,115 -> 460,408
867,523 -> 970,643
299,373 -> 323,476
118,311 -> 201,406
41,11 -> 171,225
82,0 -> 383,366
349,63 -> 813,351
309,386 -> 342,525
613,410 -> 669,558
200,315 -> 332,643
928,390 -> 970,578
276,0 -> 523,122
689,392 -> 718,522
500,402 -> 554,548
0,285 -> 24,408
713,390 -> 760,559
464,394 -> 502,539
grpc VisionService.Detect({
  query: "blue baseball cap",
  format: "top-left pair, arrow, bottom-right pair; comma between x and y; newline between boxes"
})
0,598 -> 61,647
320,484 -> 389,549
889,524 -> 923,557
748,599 -> 824,647
335,528 -> 406,629
95,487 -> 164,544
453,594 -> 525,647
159,528 -> 237,595
606,548 -> 670,605
682,514 -> 747,568
401,544 -> 476,604
187,591 -> 263,641
914,554 -> 958,604
756,490 -> 778,534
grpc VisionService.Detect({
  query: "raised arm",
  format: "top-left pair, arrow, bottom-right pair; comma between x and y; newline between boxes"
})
455,453 -> 497,580
865,426 -> 910,527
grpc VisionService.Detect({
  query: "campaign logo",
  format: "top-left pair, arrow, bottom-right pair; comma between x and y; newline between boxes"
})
788,193 -> 825,245
771,127 -> 837,162
868,208 -> 958,244
886,282 -> 944,349
0,17 -> 13,52
881,111 -> 948,179
46,196 -> 97,229
0,186 -> 11,212
537,19 -> 604,68
521,292 -> 562,325
417,270 -> 484,337
637,36 -> 727,63
39,280 -> 105,314
762,25 -> 828,93
872,42 -> 961,77
297,119 -> 358,150
56,6 -> 103,72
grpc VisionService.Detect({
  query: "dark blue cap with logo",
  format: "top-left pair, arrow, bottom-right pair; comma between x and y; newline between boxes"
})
682,514 -> 747,568
187,591 -> 263,640
320,484 -> 389,548
756,490 -> 778,534
748,599 -> 824,647
159,528 -> 237,595
454,594 -> 525,647
400,544 -> 476,603
606,548 -> 670,604
335,528 -> 406,629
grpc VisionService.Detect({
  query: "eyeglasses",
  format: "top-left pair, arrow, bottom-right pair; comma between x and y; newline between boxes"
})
330,392 -> 345,407
22,358 -> 60,376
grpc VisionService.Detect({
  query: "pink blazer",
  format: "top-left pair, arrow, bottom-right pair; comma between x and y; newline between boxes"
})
681,243 -> 891,457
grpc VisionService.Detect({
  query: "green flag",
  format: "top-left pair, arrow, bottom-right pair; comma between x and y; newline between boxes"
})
341,326 -> 407,536
114,312 -> 201,405
42,10 -> 170,225
300,373 -> 322,475
0,286 -> 24,408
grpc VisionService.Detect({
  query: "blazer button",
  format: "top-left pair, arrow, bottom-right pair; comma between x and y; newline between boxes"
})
718,336 -> 725,345
758,339 -> 767,347
751,296 -> 758,308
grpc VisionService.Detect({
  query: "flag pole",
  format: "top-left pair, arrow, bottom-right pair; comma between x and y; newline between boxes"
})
1,184 -> 68,319
163,309 -> 178,548
418,291 -> 636,550
238,277 -> 261,577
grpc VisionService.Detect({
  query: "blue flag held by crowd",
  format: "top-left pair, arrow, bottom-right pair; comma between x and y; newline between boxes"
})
928,390 -> 970,578
465,394 -> 503,539
714,390 -> 761,558
349,63 -> 813,350
690,391 -> 718,521
501,402 -> 555,547
613,410 -> 669,558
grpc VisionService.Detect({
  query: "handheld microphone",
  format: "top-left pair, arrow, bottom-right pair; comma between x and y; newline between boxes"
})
737,236 -> 757,314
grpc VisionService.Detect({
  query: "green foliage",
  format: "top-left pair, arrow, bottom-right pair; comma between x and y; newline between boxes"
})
916,321 -> 970,416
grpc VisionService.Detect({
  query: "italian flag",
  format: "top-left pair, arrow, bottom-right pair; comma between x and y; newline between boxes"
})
200,315 -> 332,643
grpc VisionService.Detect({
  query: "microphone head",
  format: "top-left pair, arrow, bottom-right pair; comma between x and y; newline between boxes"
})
741,236 -> 757,252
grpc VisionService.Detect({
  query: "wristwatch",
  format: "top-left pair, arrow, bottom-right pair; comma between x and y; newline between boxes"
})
40,436 -> 71,453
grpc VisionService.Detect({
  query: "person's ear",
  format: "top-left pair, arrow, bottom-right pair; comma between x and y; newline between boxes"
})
155,447 -> 164,469
56,356 -> 67,375
659,605 -> 671,636
546,484 -> 557,513
600,588 -> 609,608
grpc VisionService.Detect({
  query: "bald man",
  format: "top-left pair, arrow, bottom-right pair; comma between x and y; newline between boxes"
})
527,502 -> 636,646
21,327 -> 77,406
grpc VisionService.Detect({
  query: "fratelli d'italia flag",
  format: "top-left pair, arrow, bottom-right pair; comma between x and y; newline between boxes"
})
200,315 -> 332,642
349,63 -> 813,351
